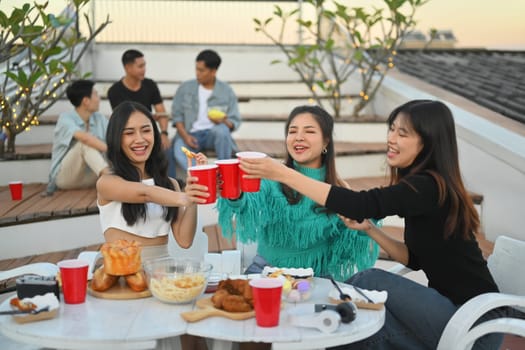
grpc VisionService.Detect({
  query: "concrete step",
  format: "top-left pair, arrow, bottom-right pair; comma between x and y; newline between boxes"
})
16,119 -> 387,146
39,90 -> 380,123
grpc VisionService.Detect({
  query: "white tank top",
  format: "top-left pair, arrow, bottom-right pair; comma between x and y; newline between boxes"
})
98,178 -> 171,238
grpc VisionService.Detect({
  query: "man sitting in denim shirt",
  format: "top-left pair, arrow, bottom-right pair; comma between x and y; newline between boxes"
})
171,49 -> 241,177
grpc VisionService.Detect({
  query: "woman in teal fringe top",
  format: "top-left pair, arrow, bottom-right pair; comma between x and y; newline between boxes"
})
217,105 -> 379,281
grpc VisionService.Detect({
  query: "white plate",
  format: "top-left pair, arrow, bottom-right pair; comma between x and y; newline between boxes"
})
261,266 -> 314,278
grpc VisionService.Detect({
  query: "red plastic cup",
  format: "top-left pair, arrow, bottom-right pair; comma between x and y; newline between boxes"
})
57,259 -> 89,304
215,159 -> 240,199
9,181 -> 23,200
189,164 -> 218,204
249,278 -> 283,327
236,151 -> 266,192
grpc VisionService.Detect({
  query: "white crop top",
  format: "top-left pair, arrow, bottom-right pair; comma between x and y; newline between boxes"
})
98,178 -> 171,238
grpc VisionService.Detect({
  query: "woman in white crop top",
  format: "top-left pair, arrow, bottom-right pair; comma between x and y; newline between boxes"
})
97,101 -> 210,257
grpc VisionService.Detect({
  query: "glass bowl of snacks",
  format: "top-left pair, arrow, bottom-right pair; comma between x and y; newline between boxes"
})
262,266 -> 314,303
143,258 -> 212,304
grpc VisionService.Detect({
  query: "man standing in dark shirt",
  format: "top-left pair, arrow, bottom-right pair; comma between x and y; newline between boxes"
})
108,49 -> 174,176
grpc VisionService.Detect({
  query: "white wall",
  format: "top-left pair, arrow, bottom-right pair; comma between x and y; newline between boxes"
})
89,43 -> 298,83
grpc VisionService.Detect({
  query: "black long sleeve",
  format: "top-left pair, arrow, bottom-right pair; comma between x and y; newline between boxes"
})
325,173 -> 498,305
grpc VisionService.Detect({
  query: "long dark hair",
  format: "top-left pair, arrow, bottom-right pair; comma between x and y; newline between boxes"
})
281,105 -> 346,204
106,101 -> 176,225
387,100 -> 479,240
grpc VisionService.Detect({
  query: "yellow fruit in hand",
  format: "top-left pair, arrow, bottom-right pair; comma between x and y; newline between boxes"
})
208,109 -> 226,120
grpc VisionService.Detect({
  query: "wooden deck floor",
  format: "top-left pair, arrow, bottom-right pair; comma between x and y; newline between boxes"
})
0,183 -> 98,226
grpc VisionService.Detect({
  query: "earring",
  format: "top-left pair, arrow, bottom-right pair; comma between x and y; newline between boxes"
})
322,148 -> 328,154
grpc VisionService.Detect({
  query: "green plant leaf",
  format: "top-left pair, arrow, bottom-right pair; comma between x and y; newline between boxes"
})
4,71 -> 20,83
297,19 -> 312,28
325,38 -> 335,51
43,46 -> 63,59
273,5 -> 283,18
0,11 -> 8,28
27,70 -> 44,86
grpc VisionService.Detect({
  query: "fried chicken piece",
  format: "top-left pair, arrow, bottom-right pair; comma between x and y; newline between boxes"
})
221,294 -> 253,313
212,279 -> 254,312
243,284 -> 254,307
211,288 -> 230,309
218,279 -> 249,295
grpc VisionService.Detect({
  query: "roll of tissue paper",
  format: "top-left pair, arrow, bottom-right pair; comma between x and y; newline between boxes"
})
289,310 -> 341,333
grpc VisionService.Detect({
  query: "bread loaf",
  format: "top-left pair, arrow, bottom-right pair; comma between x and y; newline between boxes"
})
100,240 -> 142,276
91,266 -> 118,291
125,270 -> 148,292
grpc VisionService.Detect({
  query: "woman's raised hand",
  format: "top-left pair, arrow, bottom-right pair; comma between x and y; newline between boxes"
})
239,156 -> 287,182
193,152 -> 208,166
184,153 -> 210,205
184,175 -> 210,205
338,215 -> 373,233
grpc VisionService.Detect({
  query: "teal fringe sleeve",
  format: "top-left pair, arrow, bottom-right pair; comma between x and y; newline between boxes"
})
216,178 -> 382,281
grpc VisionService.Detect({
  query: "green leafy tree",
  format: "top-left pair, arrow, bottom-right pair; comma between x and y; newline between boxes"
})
0,0 -> 110,158
254,0 -> 427,119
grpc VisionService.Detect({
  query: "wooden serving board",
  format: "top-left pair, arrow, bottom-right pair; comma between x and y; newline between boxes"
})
180,297 -> 255,322
13,308 -> 59,324
88,277 -> 151,300
329,297 -> 384,310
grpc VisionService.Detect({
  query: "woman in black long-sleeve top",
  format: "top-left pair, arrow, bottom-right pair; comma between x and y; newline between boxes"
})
239,100 -> 502,349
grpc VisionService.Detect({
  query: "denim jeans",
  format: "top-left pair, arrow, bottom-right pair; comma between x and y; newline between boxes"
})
173,123 -> 235,172
244,254 -> 268,275
329,268 -> 503,350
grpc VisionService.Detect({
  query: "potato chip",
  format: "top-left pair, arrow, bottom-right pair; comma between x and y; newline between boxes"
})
181,146 -> 194,159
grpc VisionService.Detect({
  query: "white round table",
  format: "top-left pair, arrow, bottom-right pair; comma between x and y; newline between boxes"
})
0,277 -> 385,350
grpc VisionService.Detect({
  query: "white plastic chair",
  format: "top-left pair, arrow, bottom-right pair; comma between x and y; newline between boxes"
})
437,235 -> 525,350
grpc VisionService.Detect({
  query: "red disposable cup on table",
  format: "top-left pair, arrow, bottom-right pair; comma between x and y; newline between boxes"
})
9,181 -> 23,200
57,259 -> 89,304
249,278 -> 283,327
215,159 -> 240,199
189,164 -> 218,204
236,151 -> 266,192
